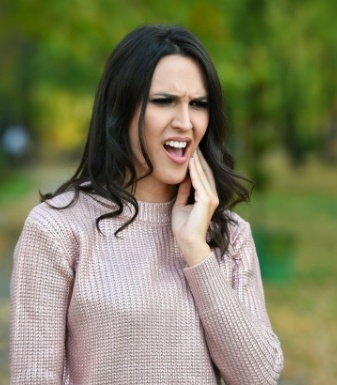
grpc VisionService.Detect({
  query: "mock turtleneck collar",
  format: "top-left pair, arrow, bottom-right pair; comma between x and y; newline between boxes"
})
121,199 -> 175,224
51,190 -> 176,225
81,191 -> 175,225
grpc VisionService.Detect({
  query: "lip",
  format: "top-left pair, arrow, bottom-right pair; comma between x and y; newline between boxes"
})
163,136 -> 192,165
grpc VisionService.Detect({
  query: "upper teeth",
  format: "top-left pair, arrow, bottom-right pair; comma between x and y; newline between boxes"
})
165,141 -> 187,149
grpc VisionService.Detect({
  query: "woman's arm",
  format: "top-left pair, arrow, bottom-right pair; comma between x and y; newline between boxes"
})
10,214 -> 74,385
183,220 -> 283,385
172,149 -> 283,384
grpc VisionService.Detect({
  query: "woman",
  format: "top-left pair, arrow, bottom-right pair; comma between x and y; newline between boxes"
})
10,25 -> 283,384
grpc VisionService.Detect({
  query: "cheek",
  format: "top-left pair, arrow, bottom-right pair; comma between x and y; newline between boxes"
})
197,119 -> 209,142
193,125 -> 208,152
142,115 -> 164,151
143,110 -> 165,137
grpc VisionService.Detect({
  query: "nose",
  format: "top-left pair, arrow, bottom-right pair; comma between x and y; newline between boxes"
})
171,104 -> 193,131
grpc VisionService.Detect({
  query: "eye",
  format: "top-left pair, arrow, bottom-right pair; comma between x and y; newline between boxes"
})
190,99 -> 209,109
151,97 -> 173,106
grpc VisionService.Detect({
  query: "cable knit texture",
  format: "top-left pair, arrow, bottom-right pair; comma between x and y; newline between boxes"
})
10,191 -> 283,385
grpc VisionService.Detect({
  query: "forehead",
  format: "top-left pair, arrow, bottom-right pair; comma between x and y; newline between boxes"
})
149,55 -> 208,95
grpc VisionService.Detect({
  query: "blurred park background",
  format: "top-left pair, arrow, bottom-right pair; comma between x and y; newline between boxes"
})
0,1 -> 336,384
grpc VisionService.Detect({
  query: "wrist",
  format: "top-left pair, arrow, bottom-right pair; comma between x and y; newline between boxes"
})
180,243 -> 211,267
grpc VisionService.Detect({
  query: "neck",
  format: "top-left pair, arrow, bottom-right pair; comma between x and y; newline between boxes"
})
132,179 -> 177,203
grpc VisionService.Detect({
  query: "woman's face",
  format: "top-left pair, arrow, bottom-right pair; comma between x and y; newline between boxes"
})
129,54 -> 209,201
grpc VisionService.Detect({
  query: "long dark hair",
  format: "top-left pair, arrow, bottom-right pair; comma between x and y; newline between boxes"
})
42,24 -> 251,254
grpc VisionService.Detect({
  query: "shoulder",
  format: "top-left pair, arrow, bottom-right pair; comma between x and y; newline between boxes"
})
17,191 -> 105,264
23,190 -> 102,239
226,211 -> 250,237
29,190 -> 87,221
225,211 -> 253,250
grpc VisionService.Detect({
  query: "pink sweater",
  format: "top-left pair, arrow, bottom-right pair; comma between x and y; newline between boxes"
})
10,192 -> 283,385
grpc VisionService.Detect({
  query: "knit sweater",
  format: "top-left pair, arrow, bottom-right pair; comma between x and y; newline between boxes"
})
10,191 -> 283,385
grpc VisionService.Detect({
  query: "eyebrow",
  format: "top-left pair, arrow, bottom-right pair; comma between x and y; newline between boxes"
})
150,92 -> 209,100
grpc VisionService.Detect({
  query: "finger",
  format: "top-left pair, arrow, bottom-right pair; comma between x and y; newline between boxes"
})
189,153 -> 219,210
174,174 -> 191,207
188,156 -> 213,203
192,151 -> 216,197
195,149 -> 217,193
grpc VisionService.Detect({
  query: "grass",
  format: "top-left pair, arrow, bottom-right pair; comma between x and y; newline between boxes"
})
0,172 -> 34,205
236,153 -> 337,384
1,154 -> 336,384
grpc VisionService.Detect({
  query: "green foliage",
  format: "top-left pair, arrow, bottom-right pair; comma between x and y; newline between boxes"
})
0,173 -> 34,204
0,0 -> 336,167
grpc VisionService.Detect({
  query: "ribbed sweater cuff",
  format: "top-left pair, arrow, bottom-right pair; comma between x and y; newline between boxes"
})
183,252 -> 234,314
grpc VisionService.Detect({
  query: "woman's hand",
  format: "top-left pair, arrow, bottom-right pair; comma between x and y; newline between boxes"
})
172,149 -> 219,267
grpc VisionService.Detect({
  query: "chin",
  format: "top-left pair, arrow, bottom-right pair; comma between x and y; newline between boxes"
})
165,170 -> 188,185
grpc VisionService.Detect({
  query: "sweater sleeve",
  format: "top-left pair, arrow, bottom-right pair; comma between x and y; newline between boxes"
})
10,214 -> 74,385
183,218 -> 283,385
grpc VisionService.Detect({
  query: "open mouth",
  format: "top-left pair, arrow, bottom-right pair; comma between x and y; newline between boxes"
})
163,140 -> 189,158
